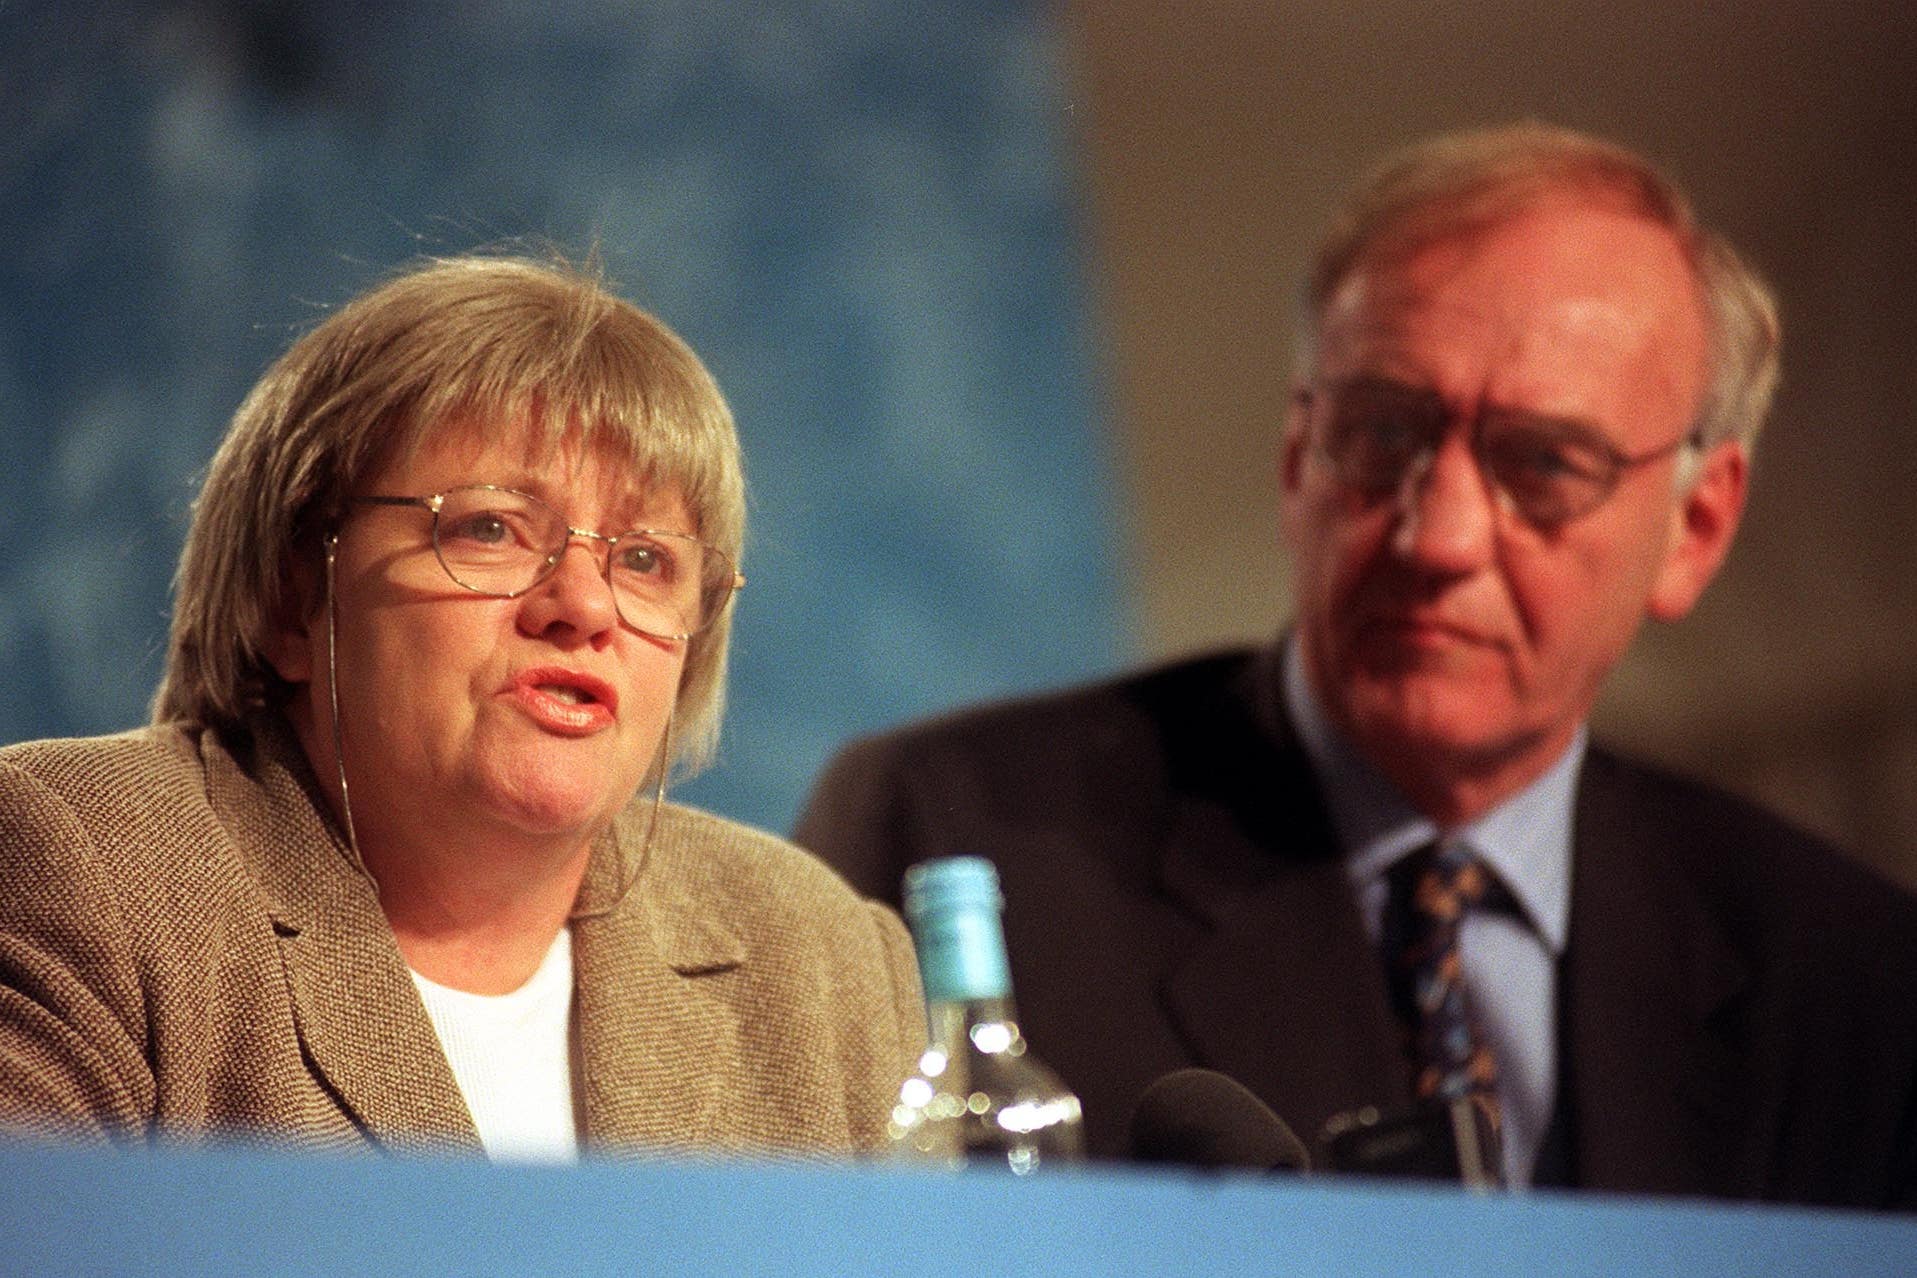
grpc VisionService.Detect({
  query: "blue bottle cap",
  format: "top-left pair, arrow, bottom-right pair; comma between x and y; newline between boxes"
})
902,856 -> 1011,1003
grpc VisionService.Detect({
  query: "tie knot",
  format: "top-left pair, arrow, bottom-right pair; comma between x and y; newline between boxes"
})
1401,841 -> 1494,925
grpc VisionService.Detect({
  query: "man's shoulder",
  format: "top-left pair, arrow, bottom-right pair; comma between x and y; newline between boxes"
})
836,647 -> 1267,767
1585,744 -> 1868,871
1582,744 -> 1917,955
794,647 -> 1298,894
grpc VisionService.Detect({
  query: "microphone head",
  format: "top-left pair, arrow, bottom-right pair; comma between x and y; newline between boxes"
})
1129,1068 -> 1311,1172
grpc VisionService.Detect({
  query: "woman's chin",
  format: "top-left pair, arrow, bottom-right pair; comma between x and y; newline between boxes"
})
450,762 -> 619,842
488,785 -> 625,841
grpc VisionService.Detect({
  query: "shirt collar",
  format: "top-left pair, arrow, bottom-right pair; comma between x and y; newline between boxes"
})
1281,638 -> 1578,954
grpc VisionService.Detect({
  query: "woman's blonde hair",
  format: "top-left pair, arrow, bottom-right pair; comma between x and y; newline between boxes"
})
153,249 -> 745,773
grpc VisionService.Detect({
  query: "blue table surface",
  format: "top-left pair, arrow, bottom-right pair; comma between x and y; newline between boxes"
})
1,1140 -> 1912,1277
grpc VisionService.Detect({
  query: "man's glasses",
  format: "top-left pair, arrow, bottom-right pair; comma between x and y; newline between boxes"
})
1300,376 -> 1699,529
349,484 -> 742,641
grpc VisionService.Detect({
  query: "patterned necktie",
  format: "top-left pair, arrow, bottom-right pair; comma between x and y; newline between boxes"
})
1387,841 -> 1503,1145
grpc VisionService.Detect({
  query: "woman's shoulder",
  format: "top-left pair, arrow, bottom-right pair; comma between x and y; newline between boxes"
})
0,724 -> 208,815
642,801 -> 877,905
0,724 -> 242,903
621,801 -> 919,1038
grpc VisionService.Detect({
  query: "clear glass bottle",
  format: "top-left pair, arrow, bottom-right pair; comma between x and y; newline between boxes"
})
887,856 -> 1084,1173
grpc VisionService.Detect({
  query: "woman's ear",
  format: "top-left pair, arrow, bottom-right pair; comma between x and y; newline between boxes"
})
260,546 -> 324,685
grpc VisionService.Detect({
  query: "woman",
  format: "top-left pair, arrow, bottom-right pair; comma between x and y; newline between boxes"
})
0,252 -> 922,1161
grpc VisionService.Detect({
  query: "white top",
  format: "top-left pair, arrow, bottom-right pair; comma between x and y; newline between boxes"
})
411,927 -> 579,1164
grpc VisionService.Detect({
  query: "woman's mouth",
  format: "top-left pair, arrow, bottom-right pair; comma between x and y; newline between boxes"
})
509,668 -> 618,734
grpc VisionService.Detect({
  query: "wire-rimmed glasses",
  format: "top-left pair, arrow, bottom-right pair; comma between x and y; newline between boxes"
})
349,484 -> 742,641
1300,375 -> 1700,529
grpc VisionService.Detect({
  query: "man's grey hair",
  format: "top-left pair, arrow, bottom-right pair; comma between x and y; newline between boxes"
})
1300,121 -> 1781,454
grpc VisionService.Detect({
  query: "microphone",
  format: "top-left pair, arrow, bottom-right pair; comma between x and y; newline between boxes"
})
1319,1098 -> 1502,1188
1128,1068 -> 1311,1172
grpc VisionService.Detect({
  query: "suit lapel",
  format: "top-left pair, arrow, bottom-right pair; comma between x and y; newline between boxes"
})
1151,644 -> 1413,1143
1563,752 -> 1752,1196
206,722 -> 481,1155
1159,816 -> 1413,1142
570,805 -> 745,1151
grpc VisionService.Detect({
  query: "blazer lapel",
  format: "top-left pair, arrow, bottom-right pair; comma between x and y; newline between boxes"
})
1152,644 -> 1412,1144
1563,752 -> 1752,1196
206,722 -> 481,1155
570,805 -> 745,1151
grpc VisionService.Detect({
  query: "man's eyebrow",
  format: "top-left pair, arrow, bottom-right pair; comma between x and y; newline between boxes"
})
1337,374 -> 1614,447
1337,373 -> 1447,406
1344,372 -> 1435,394
1477,402 -> 1611,445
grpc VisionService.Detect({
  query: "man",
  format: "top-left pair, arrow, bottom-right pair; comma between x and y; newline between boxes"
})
797,122 -> 1917,1208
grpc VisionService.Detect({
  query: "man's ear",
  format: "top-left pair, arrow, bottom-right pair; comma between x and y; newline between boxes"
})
1279,387 -> 1312,497
260,548 -> 323,685
1278,386 -> 1316,555
1648,440 -> 1749,622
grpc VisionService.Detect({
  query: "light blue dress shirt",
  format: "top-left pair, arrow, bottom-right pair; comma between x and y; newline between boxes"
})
1282,641 -> 1578,1187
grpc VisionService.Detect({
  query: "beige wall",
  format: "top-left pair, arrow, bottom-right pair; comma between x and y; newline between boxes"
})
1064,1 -> 1917,887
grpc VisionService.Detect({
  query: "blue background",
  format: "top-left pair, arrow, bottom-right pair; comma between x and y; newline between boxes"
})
0,0 -> 1128,833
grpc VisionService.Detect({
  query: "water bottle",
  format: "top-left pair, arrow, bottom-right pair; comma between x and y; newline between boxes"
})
887,856 -> 1084,1173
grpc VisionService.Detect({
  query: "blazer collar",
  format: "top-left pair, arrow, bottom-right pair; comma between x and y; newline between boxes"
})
204,721 -> 761,1157
204,718 -> 480,1155
569,803 -> 747,1151
1152,642 -> 1415,1146
1563,750 -> 1752,1197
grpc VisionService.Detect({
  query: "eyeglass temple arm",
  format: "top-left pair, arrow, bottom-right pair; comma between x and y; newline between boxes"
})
351,495 -> 442,512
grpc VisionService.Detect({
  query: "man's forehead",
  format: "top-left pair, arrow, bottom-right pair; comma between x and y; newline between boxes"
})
1314,203 -> 1708,404
1321,267 -> 1666,362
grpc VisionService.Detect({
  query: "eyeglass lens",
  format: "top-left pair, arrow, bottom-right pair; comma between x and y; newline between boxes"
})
430,486 -> 730,637
1319,377 -> 1633,528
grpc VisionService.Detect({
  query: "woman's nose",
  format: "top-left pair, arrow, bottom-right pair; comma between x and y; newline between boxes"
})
517,537 -> 621,643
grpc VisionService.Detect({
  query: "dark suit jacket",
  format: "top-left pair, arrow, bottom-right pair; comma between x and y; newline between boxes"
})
796,644 -> 1917,1209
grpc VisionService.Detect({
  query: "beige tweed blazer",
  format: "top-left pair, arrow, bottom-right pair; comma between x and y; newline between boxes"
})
0,718 -> 924,1159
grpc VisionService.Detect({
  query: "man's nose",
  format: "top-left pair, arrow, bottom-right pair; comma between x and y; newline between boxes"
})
1388,432 -> 1500,572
